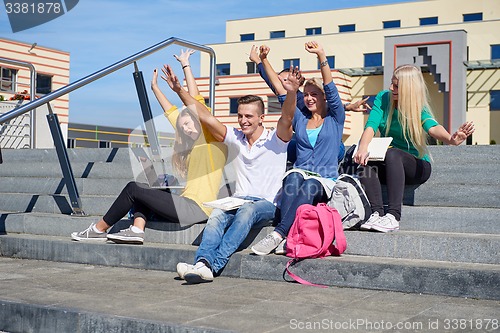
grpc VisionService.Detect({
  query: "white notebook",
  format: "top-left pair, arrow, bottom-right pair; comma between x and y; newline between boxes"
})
353,137 -> 393,161
203,197 -> 252,211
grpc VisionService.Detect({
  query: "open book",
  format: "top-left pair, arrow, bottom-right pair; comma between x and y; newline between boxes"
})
203,197 -> 252,211
353,137 -> 393,161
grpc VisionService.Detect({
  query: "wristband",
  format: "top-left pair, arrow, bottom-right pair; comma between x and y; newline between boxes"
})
182,65 -> 190,69
320,60 -> 328,67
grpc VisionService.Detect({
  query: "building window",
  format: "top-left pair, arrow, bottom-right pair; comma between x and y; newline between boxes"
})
306,27 -> 322,35
270,30 -> 285,39
463,12 -> 482,22
216,63 -> 230,76
99,141 -> 111,148
0,67 -> 17,92
246,62 -> 257,74
420,16 -> 438,25
491,45 -> 500,60
267,96 -> 281,113
240,33 -> 255,41
364,53 -> 382,67
491,90 -> 500,111
67,138 -> 76,148
317,56 -> 335,69
283,58 -> 300,70
339,24 -> 355,33
36,74 -> 52,94
383,20 -> 401,29
229,97 -> 239,114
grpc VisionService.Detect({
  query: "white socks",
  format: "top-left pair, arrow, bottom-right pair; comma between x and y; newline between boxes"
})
131,225 -> 144,233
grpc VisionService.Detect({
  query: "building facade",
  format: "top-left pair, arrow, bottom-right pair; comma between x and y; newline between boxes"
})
198,0 -> 500,145
0,37 -> 70,148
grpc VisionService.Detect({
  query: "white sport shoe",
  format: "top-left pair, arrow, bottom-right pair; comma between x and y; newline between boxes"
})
371,213 -> 400,232
251,232 -> 283,256
360,212 -> 381,231
176,262 -> 195,280
274,238 -> 287,255
184,261 -> 214,284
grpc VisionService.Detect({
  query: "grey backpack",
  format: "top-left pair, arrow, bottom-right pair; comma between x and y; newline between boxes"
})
327,174 -> 371,230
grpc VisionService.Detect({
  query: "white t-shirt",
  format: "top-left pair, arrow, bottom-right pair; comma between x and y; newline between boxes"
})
224,126 -> 288,204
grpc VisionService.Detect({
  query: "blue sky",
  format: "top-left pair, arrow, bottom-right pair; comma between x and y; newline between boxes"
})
1,0 -> 412,129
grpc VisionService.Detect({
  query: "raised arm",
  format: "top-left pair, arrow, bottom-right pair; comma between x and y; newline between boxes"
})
275,66 -> 301,142
259,45 -> 287,96
151,68 -> 177,125
162,64 -> 227,142
305,41 -> 332,85
174,49 -> 199,97
428,121 -> 475,145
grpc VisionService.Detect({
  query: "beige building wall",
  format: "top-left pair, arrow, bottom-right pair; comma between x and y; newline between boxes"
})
197,0 -> 500,145
0,37 -> 70,148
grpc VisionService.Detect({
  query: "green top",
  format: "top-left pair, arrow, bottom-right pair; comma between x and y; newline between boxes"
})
365,90 -> 439,162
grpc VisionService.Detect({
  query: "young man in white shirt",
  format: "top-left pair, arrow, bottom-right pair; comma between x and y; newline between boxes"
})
162,64 -> 299,283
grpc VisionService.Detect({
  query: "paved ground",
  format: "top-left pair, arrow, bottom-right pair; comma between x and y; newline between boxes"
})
0,257 -> 499,332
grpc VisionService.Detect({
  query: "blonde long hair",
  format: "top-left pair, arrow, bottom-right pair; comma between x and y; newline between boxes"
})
172,108 -> 200,179
386,64 -> 433,158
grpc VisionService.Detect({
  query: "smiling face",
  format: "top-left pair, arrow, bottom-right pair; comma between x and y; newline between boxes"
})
303,84 -> 326,113
390,76 -> 399,101
178,112 -> 200,141
237,103 -> 264,137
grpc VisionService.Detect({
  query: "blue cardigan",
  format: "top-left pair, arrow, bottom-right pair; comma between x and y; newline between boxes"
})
279,81 -> 345,179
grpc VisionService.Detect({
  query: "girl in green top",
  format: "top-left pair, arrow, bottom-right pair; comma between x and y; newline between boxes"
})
354,64 -> 474,232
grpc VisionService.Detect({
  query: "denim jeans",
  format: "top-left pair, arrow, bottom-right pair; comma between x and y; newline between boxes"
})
195,197 -> 276,273
274,172 -> 327,238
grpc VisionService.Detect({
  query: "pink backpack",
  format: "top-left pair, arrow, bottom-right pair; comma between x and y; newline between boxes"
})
285,203 -> 347,287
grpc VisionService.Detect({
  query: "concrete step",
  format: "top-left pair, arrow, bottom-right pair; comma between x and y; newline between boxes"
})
427,145 -> 500,164
0,235 -> 498,300
2,212 -> 499,264
2,258 -> 498,333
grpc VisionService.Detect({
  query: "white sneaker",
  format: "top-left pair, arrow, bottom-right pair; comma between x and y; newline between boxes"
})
184,261 -> 214,284
176,262 -> 195,280
274,238 -> 287,255
371,213 -> 400,232
360,212 -> 381,230
251,232 -> 283,256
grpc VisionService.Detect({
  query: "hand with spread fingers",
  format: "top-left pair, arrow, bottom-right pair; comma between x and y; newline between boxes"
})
279,66 -> 302,93
450,121 -> 475,146
346,97 -> 372,113
161,65 -> 182,93
174,49 -> 195,67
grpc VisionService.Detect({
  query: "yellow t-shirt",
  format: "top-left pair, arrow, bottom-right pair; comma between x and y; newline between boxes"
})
164,97 -> 227,216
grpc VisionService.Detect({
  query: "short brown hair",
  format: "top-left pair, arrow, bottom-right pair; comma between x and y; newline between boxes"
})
237,95 -> 265,115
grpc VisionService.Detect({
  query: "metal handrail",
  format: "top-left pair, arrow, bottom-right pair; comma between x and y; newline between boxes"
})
0,57 -> 36,147
0,37 -> 217,125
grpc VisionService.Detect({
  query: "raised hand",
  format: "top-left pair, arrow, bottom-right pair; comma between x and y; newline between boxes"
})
278,66 -> 302,93
304,41 -> 325,56
174,49 -> 195,67
151,68 -> 159,90
161,64 -> 182,93
346,97 -> 372,112
249,45 -> 260,63
450,121 -> 475,145
259,45 -> 270,61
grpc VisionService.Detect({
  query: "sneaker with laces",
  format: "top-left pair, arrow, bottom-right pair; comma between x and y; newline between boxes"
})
371,213 -> 400,232
360,212 -> 381,231
251,232 -> 283,256
274,238 -> 287,255
184,261 -> 214,284
71,223 -> 107,241
176,262 -> 195,280
107,226 -> 144,244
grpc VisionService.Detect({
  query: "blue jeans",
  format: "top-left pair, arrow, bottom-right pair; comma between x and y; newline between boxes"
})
274,172 -> 327,238
195,197 -> 276,273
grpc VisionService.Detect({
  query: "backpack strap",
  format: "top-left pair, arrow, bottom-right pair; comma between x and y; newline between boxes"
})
285,259 -> 328,288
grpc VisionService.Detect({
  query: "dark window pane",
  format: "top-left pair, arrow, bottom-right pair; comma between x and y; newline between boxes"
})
230,97 -> 239,114
463,13 -> 482,22
240,33 -> 255,41
246,62 -> 257,74
339,24 -> 355,33
306,27 -> 322,35
317,56 -> 335,69
267,96 -> 281,113
491,45 -> 500,60
270,30 -> 285,39
491,90 -> 500,111
283,58 -> 300,70
383,20 -> 401,29
216,63 -> 230,76
420,16 -> 438,25
0,67 -> 16,92
36,74 -> 52,94
364,53 -> 382,67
